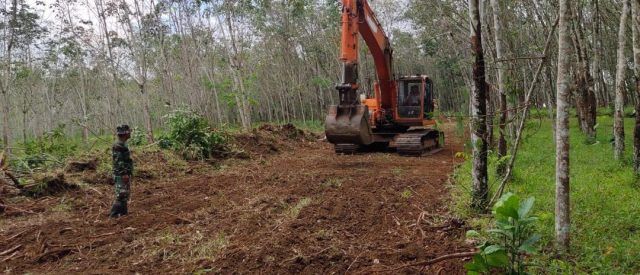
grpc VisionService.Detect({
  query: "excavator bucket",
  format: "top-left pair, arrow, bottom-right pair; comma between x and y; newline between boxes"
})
325,105 -> 374,147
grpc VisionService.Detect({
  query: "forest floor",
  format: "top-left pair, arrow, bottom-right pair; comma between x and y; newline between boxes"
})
0,124 -> 472,274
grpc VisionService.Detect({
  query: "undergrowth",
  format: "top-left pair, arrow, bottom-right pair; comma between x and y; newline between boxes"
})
452,116 -> 640,274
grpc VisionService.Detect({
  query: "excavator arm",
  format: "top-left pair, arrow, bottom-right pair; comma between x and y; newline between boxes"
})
339,0 -> 394,109
326,0 -> 396,148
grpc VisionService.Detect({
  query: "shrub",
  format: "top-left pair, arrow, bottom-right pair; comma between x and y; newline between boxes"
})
162,108 -> 228,160
17,124 -> 77,170
465,193 -> 540,274
129,126 -> 147,146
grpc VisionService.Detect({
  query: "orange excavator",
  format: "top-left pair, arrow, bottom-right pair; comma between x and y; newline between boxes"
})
325,0 -> 443,156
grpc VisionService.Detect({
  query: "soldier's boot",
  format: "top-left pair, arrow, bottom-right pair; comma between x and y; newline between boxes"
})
110,200 -> 124,218
116,193 -> 128,216
121,201 -> 128,216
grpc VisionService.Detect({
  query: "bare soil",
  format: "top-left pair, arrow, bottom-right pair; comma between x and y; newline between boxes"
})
0,125 -> 471,274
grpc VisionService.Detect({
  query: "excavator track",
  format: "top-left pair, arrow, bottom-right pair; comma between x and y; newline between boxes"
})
334,144 -> 359,155
396,130 -> 443,156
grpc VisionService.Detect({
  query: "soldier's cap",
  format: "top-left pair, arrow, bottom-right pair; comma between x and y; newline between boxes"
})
116,125 -> 131,135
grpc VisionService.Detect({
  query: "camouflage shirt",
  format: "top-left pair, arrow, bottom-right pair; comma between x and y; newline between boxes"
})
112,140 -> 133,176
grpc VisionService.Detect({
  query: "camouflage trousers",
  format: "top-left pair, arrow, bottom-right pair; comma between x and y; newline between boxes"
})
114,175 -> 131,203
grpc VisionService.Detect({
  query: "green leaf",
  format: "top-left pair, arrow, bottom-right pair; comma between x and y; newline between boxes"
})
466,230 -> 481,238
493,193 -> 520,220
464,254 -> 489,272
519,234 -> 541,254
483,244 -> 504,255
518,197 -> 535,218
521,217 -> 539,223
487,228 -> 513,238
523,234 -> 541,246
485,250 -> 509,267
487,229 -> 507,234
518,244 -> 537,254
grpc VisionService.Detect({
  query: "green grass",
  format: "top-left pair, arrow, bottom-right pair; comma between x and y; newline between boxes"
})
286,197 -> 312,219
452,115 -> 640,274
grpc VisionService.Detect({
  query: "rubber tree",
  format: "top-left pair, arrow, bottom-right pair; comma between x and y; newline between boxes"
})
469,0 -> 489,209
632,0 -> 640,174
490,0 -> 508,162
0,0 -> 18,152
571,4 -> 597,143
614,0 -> 631,160
555,0 -> 572,253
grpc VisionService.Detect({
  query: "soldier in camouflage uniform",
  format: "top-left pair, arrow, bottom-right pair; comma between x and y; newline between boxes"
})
110,125 -> 134,218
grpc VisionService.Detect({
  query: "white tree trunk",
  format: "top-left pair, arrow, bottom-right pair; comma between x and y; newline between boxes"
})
632,0 -> 640,173
1,0 -> 18,152
555,0 -> 572,253
490,0 -> 508,160
469,0 -> 489,209
614,0 -> 631,160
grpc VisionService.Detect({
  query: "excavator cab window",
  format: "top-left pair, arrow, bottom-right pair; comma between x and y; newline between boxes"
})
424,79 -> 434,117
398,80 -> 422,118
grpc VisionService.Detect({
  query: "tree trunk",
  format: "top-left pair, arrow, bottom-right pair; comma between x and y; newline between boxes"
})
1,0 -> 18,152
223,12 -> 251,131
139,83 -> 155,143
591,0 -> 606,108
555,0 -> 572,253
469,0 -> 489,209
490,0 -> 508,160
614,0 -> 631,160
486,84 -> 494,150
571,10 -> 597,142
22,98 -> 27,144
79,68 -> 89,144
632,0 -> 640,174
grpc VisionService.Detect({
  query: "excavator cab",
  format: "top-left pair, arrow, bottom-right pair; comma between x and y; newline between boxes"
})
396,76 -> 435,123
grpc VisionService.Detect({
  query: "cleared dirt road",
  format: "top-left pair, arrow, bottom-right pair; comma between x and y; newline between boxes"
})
1,126 -> 470,274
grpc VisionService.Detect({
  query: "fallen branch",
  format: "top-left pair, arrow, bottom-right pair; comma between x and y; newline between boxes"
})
0,203 -> 37,214
0,245 -> 22,256
1,250 -> 20,262
368,251 -> 477,273
3,230 -> 27,242
89,232 -> 118,239
36,248 -> 75,263
59,227 -> 75,234
346,251 -> 365,273
167,213 -> 195,224
4,171 -> 21,187
280,247 -> 332,265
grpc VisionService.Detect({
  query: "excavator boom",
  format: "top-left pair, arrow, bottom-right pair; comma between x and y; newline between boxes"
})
326,0 -> 394,147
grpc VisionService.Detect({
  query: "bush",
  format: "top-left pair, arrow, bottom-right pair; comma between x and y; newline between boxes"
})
17,125 -> 77,170
465,193 -> 540,275
161,108 -> 228,160
129,126 -> 147,146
